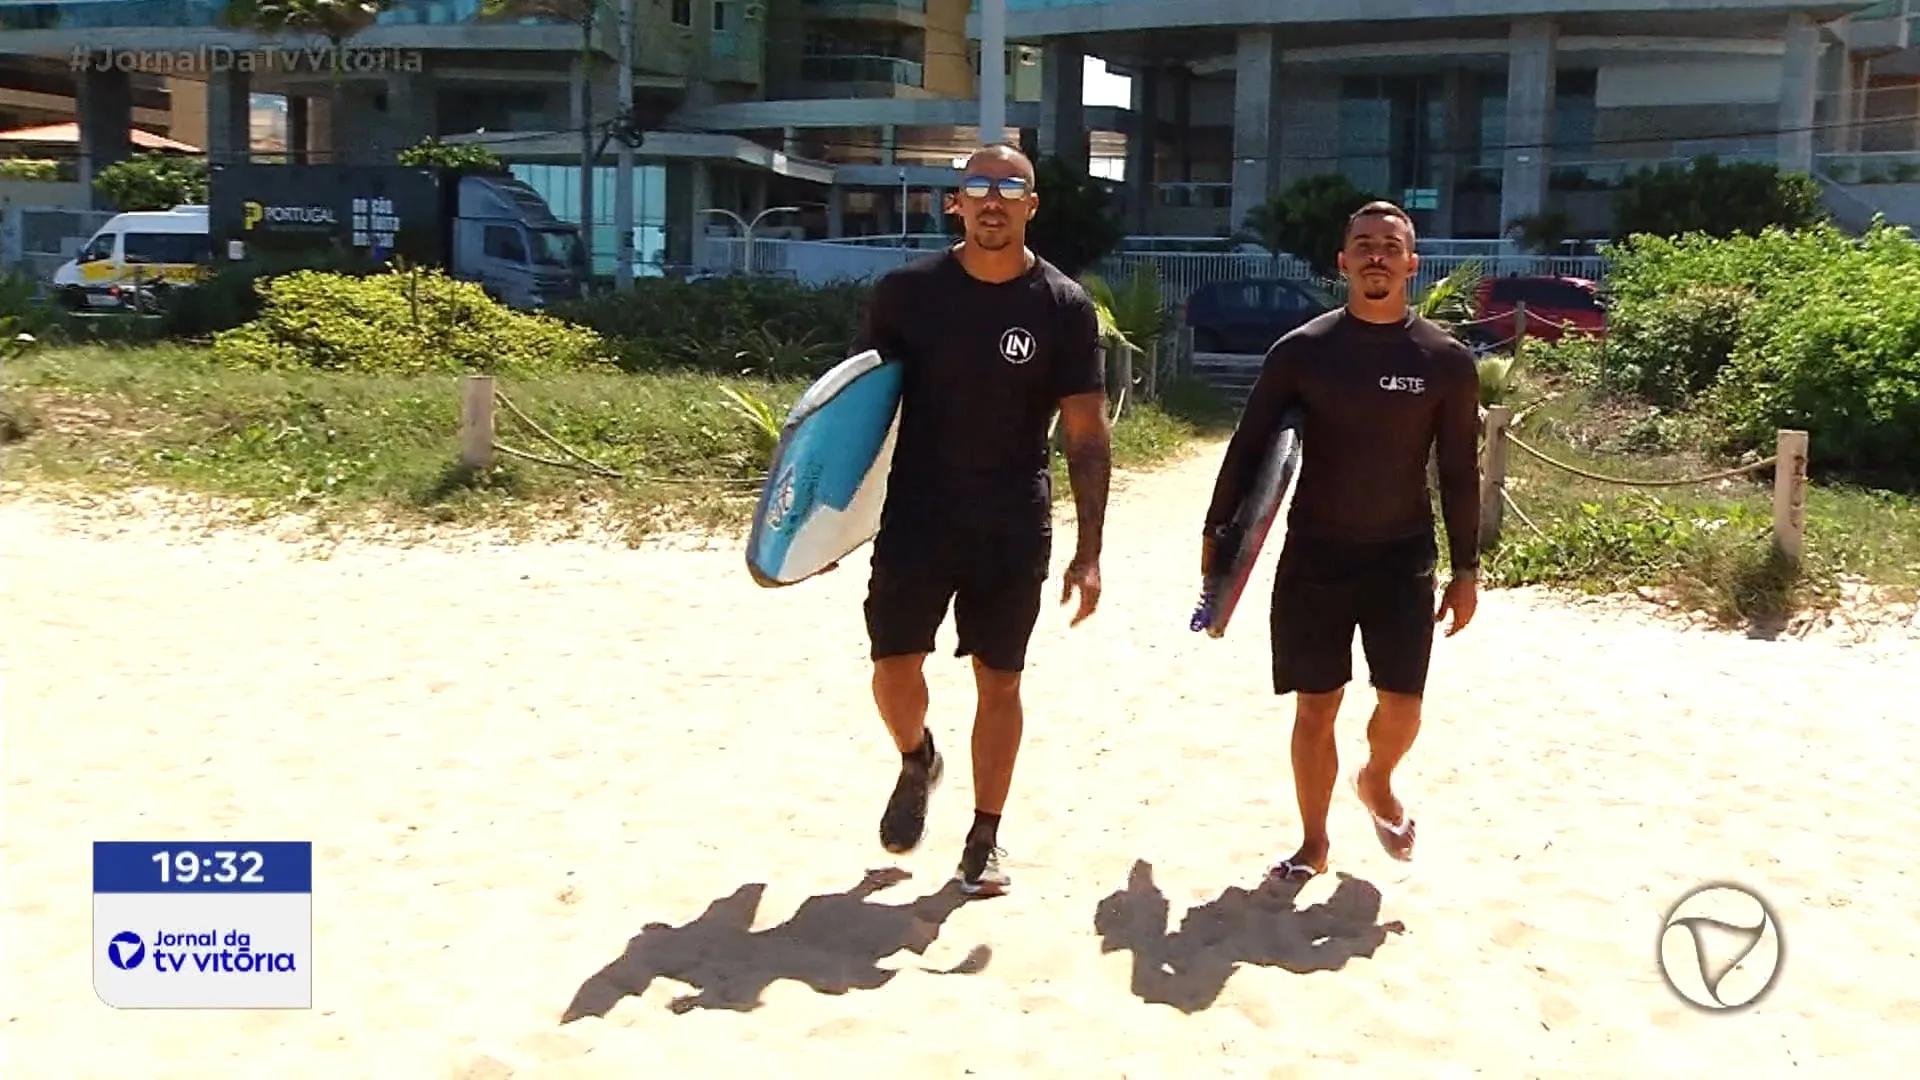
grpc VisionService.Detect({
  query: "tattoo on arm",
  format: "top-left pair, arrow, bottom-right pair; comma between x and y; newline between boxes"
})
1065,417 -> 1111,561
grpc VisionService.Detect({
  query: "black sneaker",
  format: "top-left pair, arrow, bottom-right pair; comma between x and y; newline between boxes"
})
955,841 -> 1010,897
879,749 -> 943,854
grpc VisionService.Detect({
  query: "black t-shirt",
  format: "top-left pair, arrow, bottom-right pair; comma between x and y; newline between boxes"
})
851,249 -> 1105,540
1203,308 -> 1483,573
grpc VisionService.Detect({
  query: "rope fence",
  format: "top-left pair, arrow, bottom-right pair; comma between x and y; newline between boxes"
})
456,374 -> 768,489
1477,403 -> 1811,566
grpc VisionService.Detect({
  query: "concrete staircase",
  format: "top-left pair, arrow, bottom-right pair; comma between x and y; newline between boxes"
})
1188,351 -> 1264,411
1816,173 -> 1920,233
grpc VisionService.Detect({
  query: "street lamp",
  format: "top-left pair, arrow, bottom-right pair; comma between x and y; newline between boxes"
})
699,205 -> 801,275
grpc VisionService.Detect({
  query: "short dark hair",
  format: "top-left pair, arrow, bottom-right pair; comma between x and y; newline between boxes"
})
963,142 -> 1036,182
1345,200 -> 1415,242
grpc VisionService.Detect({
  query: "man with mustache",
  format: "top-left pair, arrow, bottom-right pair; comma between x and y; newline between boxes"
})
1200,200 -> 1482,881
845,144 -> 1111,897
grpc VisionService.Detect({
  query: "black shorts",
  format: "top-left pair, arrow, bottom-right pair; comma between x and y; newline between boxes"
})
1270,532 -> 1439,697
864,523 -> 1050,674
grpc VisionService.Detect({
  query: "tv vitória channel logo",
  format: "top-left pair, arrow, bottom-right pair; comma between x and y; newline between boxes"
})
106,931 -> 145,970
105,928 -> 297,974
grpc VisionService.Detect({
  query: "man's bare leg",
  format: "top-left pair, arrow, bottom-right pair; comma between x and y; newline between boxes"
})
873,654 -> 931,753
1278,687 -> 1344,876
958,659 -> 1022,896
875,654 -> 942,854
1355,690 -> 1422,858
969,661 -> 1023,818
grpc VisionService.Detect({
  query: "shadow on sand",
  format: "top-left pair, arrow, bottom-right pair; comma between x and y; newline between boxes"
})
1093,859 -> 1408,1012
562,868 -> 989,1019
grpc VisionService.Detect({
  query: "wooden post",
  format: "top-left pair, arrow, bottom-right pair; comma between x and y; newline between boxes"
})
460,374 -> 495,472
1772,429 -> 1810,566
1512,300 -> 1528,349
1478,405 -> 1513,552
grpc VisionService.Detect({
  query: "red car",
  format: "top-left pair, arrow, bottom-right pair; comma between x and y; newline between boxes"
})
1471,274 -> 1607,349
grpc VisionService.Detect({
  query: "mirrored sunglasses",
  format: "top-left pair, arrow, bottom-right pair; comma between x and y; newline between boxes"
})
960,175 -> 1030,201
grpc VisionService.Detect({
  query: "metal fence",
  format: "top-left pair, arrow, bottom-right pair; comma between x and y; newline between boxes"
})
703,236 -> 1609,306
0,204 -> 113,286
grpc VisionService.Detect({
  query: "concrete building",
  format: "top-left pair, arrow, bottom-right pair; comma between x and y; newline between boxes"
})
0,0 -> 1058,272
6,0 -> 1918,266
980,0 -> 1920,238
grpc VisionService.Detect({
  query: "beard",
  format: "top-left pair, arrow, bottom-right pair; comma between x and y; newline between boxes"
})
972,229 -> 1013,250
1362,282 -> 1392,300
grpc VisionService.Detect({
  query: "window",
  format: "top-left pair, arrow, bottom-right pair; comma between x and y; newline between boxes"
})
1490,277 -> 1599,310
483,225 -> 528,263
712,0 -> 728,31
121,232 -> 209,264
77,232 -> 116,263
671,0 -> 691,26
1269,282 -> 1316,312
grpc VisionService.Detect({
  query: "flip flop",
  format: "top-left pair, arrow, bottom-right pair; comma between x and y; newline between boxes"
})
1354,773 -> 1415,861
1267,858 -> 1322,882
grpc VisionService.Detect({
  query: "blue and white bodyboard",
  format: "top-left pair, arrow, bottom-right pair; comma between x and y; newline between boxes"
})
746,349 -> 904,587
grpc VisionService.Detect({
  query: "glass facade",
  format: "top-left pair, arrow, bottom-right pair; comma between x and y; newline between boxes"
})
511,162 -> 670,278
1336,75 -> 1446,199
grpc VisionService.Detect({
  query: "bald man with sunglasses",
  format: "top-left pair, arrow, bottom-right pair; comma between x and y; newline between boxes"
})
843,144 -> 1112,897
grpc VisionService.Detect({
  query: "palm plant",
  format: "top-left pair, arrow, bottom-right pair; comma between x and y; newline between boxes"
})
1410,258 -> 1519,405
1079,263 -> 1170,419
1413,257 -> 1485,328
222,0 -> 394,157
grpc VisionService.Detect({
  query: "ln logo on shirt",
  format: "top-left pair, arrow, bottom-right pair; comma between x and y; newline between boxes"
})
999,327 -> 1036,364
1379,375 -> 1426,394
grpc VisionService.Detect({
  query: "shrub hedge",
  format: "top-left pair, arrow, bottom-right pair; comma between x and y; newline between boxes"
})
548,276 -> 871,378
209,267 -> 609,377
1592,222 -> 1920,487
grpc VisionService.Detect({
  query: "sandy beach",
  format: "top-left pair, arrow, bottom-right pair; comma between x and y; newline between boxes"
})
4,441 -> 1918,1078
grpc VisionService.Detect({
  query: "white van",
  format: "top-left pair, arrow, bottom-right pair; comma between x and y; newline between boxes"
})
52,205 -> 212,311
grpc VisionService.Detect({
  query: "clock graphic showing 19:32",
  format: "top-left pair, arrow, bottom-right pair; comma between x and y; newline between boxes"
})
92,841 -> 312,1009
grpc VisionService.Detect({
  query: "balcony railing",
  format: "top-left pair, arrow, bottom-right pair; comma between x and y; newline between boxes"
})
0,0 -> 565,31
1819,151 -> 1920,183
799,54 -> 924,86
804,0 -> 927,11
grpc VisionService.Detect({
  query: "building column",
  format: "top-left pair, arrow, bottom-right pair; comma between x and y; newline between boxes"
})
288,97 -> 310,164
1173,67 -> 1192,182
306,96 -> 333,163
1499,17 -> 1556,234
1779,13 -> 1819,173
1126,67 -> 1159,232
1039,41 -> 1087,171
1230,29 -> 1283,234
77,68 -> 132,207
205,68 -> 251,168
1432,69 -> 1478,239
880,125 -> 896,165
688,162 -> 713,267
827,187 -> 845,238
383,70 -> 437,159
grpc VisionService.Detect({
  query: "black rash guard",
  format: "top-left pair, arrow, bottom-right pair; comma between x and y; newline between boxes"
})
1203,307 -> 1483,573
851,249 -> 1104,538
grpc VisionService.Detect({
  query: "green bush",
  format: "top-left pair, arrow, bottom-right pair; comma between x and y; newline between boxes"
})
1592,223 -> 1920,486
549,276 -> 870,377
157,249 -> 387,339
1611,156 -> 1824,241
1602,282 -> 1752,405
210,268 -> 610,377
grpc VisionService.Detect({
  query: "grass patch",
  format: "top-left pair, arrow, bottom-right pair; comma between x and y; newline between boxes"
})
1481,377 -> 1920,626
3,344 -> 1209,539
